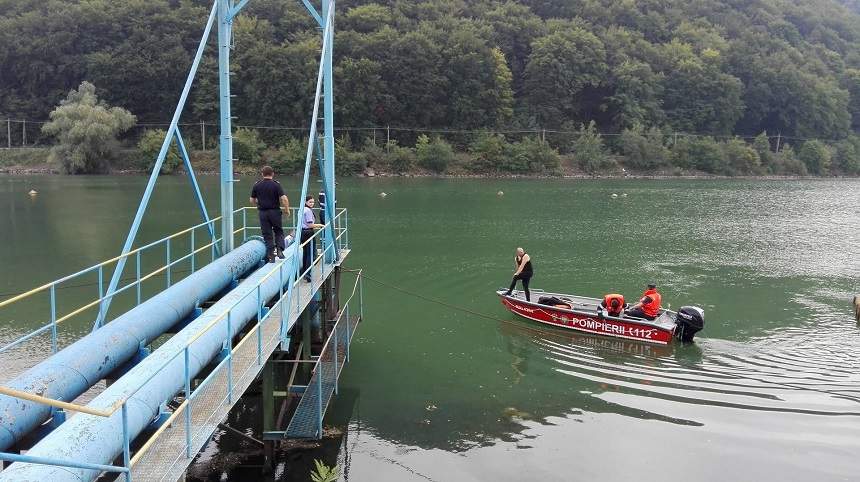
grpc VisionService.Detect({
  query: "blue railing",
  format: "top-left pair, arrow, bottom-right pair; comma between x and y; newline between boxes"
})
0,214 -> 223,358
0,206 -> 350,480
286,269 -> 362,439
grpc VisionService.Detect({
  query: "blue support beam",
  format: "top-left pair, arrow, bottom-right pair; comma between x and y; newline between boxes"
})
175,128 -> 219,256
228,0 -> 251,20
301,0 -> 323,26
94,2 -> 219,330
321,0 -> 337,263
218,0 -> 236,255
284,2 -> 336,340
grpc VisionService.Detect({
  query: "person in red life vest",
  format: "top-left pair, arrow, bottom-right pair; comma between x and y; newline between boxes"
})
625,283 -> 662,320
600,293 -> 625,317
504,247 -> 533,301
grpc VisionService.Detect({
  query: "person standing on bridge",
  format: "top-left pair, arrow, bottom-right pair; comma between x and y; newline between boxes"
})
504,247 -> 533,301
250,165 -> 290,263
301,195 -> 325,282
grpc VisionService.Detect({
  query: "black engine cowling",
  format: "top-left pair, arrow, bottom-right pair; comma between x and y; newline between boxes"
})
674,306 -> 705,342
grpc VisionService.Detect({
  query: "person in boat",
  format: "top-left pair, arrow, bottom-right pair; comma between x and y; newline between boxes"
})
600,293 -> 625,317
625,283 -> 661,320
504,247 -> 533,301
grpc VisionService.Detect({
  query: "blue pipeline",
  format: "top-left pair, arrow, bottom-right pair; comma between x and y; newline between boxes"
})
0,255 -> 293,481
0,239 -> 265,452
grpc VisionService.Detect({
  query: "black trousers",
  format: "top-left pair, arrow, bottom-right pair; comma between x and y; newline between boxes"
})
625,307 -> 656,320
258,209 -> 284,255
300,228 -> 315,277
507,273 -> 532,301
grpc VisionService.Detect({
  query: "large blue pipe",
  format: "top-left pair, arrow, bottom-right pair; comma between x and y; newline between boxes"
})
0,239 -> 265,452
0,255 -> 292,481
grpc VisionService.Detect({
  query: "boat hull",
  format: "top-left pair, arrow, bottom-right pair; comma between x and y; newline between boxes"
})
498,290 -> 675,345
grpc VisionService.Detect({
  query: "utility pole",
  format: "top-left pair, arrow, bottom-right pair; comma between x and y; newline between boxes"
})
6,119 -> 10,149
386,125 -> 390,151
22,120 -> 26,146
201,120 -> 206,151
775,132 -> 781,154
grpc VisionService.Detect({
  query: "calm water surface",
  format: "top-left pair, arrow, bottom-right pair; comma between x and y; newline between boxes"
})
1,176 -> 859,481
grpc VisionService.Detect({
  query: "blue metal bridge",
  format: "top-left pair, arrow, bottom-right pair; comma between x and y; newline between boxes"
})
0,0 -> 358,480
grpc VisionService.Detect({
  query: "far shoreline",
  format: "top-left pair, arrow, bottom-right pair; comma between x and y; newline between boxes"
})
0,164 -> 853,181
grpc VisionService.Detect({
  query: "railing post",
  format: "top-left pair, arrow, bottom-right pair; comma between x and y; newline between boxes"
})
184,347 -> 192,458
166,238 -> 172,288
279,262 -> 285,321
227,312 -> 233,404
96,265 -> 105,329
242,209 -> 247,242
190,229 -> 196,274
359,273 -> 364,321
345,302 -> 350,363
50,284 -> 57,353
256,286 -> 263,366
333,323 -> 338,395
122,404 -> 132,481
135,251 -> 141,305
316,366 -> 323,439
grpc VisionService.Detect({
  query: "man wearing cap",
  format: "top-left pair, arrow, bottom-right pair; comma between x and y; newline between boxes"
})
625,283 -> 662,320
250,165 -> 290,263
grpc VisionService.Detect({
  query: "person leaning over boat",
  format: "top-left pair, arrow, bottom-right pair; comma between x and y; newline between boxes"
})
600,293 -> 625,317
250,165 -> 290,263
625,283 -> 661,320
504,247 -> 533,301
300,195 -> 325,282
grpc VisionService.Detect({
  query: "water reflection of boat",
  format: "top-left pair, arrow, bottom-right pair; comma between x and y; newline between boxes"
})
497,289 -> 704,345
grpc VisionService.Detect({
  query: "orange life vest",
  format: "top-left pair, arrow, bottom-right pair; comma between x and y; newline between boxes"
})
641,289 -> 662,318
603,293 -> 625,316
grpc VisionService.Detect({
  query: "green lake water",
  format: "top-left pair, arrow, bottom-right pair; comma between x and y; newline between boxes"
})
1,175 -> 859,481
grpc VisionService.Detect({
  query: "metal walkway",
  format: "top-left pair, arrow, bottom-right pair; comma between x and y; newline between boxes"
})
130,249 -> 353,482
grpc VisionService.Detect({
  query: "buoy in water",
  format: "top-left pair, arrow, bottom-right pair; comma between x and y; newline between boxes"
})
378,192 -> 387,198
497,191 -> 504,196
28,189 -> 38,196
621,193 -> 628,197
611,193 -> 618,198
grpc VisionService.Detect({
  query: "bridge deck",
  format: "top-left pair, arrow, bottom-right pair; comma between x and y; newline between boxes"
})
130,249 -> 350,482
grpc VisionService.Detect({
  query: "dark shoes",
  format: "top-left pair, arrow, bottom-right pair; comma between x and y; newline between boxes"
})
304,274 -> 312,282
266,254 -> 275,264
276,248 -> 285,259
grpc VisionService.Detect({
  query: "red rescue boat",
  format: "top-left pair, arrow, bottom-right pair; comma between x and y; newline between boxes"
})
497,289 -> 704,345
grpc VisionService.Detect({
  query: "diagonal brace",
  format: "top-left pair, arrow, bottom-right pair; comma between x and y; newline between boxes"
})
175,128 -> 220,256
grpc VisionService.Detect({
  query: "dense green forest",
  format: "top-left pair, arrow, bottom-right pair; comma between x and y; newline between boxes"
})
3,0 -> 860,175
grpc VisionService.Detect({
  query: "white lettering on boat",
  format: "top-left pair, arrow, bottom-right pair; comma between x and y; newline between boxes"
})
549,313 -> 657,339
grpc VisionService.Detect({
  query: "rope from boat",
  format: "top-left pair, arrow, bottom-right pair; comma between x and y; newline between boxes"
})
342,269 -> 572,339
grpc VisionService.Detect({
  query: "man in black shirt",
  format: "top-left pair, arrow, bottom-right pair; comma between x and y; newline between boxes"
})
250,165 -> 290,263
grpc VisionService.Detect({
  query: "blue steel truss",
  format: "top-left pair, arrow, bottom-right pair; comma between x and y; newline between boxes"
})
96,0 -> 337,329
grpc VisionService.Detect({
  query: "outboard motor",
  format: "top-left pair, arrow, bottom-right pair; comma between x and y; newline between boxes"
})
674,306 -> 705,342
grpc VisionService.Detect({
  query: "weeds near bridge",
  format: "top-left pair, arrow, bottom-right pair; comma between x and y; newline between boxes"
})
310,459 -> 339,482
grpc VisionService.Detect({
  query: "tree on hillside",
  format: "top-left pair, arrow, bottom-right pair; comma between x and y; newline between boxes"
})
42,81 -> 136,174
524,23 -> 607,127
572,121 -> 611,174
798,140 -> 832,175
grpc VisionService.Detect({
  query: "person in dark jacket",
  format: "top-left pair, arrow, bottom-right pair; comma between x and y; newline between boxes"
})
504,247 -> 533,301
250,166 -> 290,263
